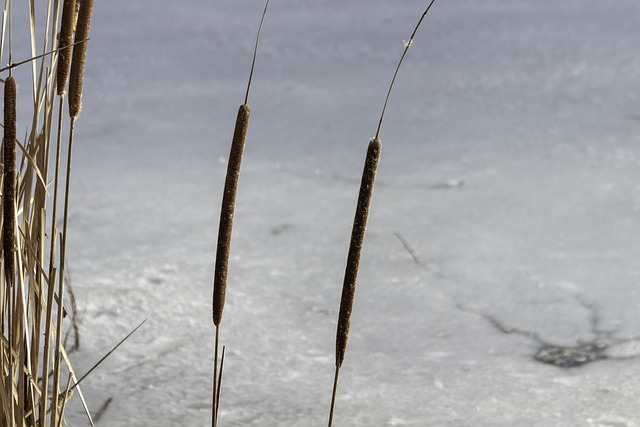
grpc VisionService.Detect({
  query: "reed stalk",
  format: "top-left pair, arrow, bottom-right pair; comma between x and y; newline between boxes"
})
0,0 -> 103,425
52,0 -> 93,423
41,2 -> 76,424
211,2 -> 270,426
328,1 -> 438,425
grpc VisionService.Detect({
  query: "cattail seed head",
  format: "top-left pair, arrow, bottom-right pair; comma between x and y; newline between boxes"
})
68,0 -> 94,118
56,0 -> 77,96
213,104 -> 251,326
3,75 -> 17,282
335,138 -> 381,368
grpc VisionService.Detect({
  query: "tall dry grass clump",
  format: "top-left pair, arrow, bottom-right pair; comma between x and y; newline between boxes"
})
327,1 -> 438,425
0,0 -> 97,425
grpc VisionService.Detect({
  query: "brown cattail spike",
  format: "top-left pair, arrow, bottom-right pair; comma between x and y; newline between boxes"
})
3,75 -> 17,283
56,0 -> 77,95
335,138 -> 382,368
68,0 -> 94,118
212,104 -> 251,326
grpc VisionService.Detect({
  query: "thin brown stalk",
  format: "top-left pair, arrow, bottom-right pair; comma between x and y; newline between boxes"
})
68,0 -> 93,119
70,319 -> 146,391
244,0 -> 270,105
3,75 -> 17,286
50,116 -> 76,427
0,39 -> 85,73
42,53 -> 67,427
375,0 -> 438,140
50,1 -> 93,420
212,326 -> 220,427
327,365 -> 340,427
215,346 -> 225,412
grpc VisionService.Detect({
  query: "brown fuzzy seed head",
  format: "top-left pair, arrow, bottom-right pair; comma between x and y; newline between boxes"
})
3,76 -> 17,281
68,0 -> 94,118
335,138 -> 381,367
56,0 -> 77,95
212,104 -> 251,326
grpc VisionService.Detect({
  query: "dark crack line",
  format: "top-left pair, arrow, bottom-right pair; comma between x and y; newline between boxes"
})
458,300 -> 640,368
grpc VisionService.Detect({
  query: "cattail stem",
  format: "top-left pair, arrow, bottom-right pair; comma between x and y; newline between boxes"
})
50,116 -> 76,427
41,90 -> 65,427
3,75 -> 17,286
244,0 -> 270,105
68,0 -> 94,118
216,346 -> 226,410
327,365 -> 340,427
375,0 -> 437,140
212,325 -> 220,427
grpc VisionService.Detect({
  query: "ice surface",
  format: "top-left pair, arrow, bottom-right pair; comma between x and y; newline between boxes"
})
34,0 -> 640,425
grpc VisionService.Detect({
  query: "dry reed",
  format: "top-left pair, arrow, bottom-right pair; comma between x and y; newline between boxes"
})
328,1 -> 438,425
43,2 -> 80,418
52,0 -> 94,420
0,0 -> 101,425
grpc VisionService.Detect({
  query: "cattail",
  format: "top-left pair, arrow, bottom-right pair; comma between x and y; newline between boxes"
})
3,75 -> 17,283
328,138 -> 381,427
211,4 -> 269,425
68,0 -> 94,118
335,138 -> 381,368
328,3 -> 438,425
56,0 -> 77,96
212,104 -> 250,326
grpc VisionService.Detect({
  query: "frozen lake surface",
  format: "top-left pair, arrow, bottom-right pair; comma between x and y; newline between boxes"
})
45,0 -> 640,425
